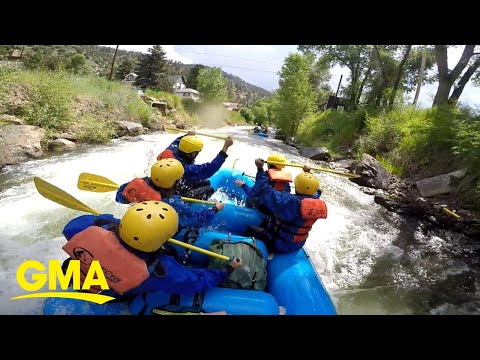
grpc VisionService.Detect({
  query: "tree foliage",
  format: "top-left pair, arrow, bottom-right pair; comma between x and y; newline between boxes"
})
135,45 -> 172,91
196,67 -> 228,103
276,53 -> 316,135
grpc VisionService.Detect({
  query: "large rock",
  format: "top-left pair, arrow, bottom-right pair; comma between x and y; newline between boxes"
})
284,137 -> 300,149
53,132 -> 77,141
116,121 -> 144,136
299,147 -> 331,161
0,114 -> 24,125
48,138 -> 76,152
0,125 -> 45,168
349,154 -> 392,189
416,169 -> 468,197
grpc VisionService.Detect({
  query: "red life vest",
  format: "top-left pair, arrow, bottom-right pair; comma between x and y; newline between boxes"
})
267,169 -> 293,191
62,226 -> 149,295
157,149 -> 176,161
122,178 -> 161,203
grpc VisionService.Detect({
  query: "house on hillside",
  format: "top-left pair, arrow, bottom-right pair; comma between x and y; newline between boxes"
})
223,102 -> 240,112
122,72 -> 138,86
168,75 -> 187,91
175,88 -> 200,102
7,49 -> 22,62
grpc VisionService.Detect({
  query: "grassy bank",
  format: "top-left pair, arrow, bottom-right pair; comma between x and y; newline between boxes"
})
0,68 -> 195,145
295,105 -> 480,210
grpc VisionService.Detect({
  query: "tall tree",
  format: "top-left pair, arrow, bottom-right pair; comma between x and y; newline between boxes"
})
433,45 -> 477,106
115,57 -> 138,81
135,45 -> 172,91
299,45 -> 372,109
449,54 -> 480,103
186,64 -> 206,89
277,53 -> 316,136
196,67 -> 228,103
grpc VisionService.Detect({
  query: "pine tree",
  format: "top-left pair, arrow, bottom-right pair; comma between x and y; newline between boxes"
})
115,57 -> 138,81
135,45 -> 172,91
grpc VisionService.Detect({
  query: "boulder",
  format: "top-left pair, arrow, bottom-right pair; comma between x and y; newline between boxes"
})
48,138 -> 76,152
0,125 -> 45,168
299,147 -> 331,161
349,154 -> 392,190
415,169 -> 468,197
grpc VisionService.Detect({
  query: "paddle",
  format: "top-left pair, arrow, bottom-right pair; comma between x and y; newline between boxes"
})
33,177 -> 230,262
266,160 -> 361,179
77,173 -> 215,205
165,127 -> 228,140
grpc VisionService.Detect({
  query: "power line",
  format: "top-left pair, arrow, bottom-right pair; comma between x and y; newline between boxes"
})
196,62 -> 279,74
181,50 -> 283,66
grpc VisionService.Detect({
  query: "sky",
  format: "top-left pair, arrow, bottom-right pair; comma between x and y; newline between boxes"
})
102,45 -> 480,109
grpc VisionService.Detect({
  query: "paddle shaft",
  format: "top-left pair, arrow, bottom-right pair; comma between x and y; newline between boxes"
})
34,177 -> 228,262
165,127 -> 228,140
78,173 -> 215,205
267,160 -> 360,178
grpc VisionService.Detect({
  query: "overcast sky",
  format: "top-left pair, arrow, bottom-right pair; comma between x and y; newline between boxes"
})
102,45 -> 480,108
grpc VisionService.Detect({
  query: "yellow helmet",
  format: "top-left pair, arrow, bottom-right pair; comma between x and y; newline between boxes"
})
267,153 -> 287,169
294,172 -> 319,196
119,201 -> 179,252
150,159 -> 185,188
179,136 -> 203,154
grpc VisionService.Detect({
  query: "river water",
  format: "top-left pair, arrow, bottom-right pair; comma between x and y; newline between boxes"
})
1,126 -> 478,315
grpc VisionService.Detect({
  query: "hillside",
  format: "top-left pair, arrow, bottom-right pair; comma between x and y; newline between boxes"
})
0,45 -> 271,105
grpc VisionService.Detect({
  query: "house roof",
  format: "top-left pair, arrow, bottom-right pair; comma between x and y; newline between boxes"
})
9,49 -> 22,58
168,75 -> 187,84
175,88 -> 199,95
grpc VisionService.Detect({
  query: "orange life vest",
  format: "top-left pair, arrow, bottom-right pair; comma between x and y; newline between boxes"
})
157,149 -> 176,161
62,226 -> 149,295
122,178 -> 161,203
266,198 -> 328,244
267,169 -> 293,191
293,198 -> 328,243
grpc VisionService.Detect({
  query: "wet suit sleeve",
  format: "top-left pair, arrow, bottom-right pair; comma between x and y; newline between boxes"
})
115,182 -> 129,204
132,255 -> 229,296
183,151 -> 228,182
166,135 -> 185,151
251,170 -> 300,222
165,196 -> 216,228
240,183 -> 253,197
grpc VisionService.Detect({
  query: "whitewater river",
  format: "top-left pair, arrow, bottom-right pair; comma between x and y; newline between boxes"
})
1,126 -> 478,315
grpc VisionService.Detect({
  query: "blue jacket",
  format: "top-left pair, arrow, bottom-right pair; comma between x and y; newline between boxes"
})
167,135 -> 228,184
241,170 -> 292,197
115,177 -> 217,229
249,170 -> 322,253
62,215 -> 229,303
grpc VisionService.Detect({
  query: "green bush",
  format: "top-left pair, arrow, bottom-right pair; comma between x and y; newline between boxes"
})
356,105 -> 480,209
228,111 -> 247,125
21,71 -> 73,131
182,98 -> 200,115
296,109 -> 365,156
75,115 -> 117,143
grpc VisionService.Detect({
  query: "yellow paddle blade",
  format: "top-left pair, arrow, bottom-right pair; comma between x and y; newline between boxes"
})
167,238 -> 230,261
34,178 -> 228,262
266,160 -> 361,179
78,173 -> 120,192
165,127 -> 228,140
33,177 -> 100,215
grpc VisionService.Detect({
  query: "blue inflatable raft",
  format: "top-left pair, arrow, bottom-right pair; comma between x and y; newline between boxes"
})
43,168 -> 336,315
44,231 -> 336,315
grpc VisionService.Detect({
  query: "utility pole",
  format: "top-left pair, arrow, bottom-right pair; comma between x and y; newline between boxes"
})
413,46 -> 427,106
335,74 -> 343,98
109,45 -> 119,81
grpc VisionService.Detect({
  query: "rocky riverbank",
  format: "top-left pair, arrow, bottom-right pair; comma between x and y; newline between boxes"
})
276,132 -> 480,241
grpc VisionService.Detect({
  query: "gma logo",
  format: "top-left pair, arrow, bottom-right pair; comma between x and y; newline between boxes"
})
10,260 -> 115,304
